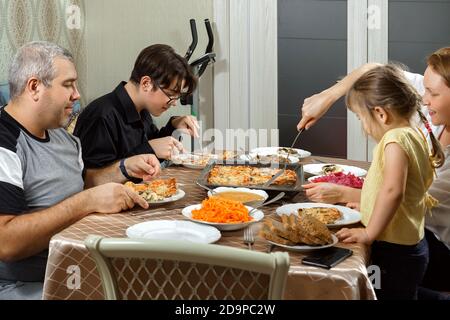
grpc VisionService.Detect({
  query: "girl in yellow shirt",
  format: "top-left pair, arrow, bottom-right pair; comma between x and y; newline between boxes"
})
336,65 -> 445,300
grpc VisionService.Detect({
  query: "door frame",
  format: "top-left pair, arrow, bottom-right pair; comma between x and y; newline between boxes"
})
348,0 -> 388,160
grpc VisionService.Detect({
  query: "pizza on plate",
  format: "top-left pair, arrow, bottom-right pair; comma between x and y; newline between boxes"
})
125,178 -> 178,202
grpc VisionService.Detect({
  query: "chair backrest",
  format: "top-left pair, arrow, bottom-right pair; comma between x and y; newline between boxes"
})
85,235 -> 290,300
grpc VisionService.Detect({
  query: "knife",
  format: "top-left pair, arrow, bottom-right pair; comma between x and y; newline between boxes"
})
160,160 -> 172,169
290,128 -> 305,149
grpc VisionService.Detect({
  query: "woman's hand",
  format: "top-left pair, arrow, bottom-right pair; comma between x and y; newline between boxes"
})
336,227 -> 372,245
297,90 -> 337,131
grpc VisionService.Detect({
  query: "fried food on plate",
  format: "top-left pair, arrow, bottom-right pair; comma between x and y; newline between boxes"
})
297,207 -> 342,224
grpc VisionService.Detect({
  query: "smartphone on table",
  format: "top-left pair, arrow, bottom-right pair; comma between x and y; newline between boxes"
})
302,247 -> 353,269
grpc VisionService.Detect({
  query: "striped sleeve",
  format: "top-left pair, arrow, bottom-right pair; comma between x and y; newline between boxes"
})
0,130 -> 28,214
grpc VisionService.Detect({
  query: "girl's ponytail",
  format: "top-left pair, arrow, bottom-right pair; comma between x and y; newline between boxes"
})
417,108 -> 445,168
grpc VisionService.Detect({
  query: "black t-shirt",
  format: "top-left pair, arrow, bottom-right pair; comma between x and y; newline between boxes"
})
74,82 -> 176,168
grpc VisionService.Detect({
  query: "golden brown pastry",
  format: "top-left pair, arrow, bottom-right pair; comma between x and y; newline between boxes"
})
297,207 -> 342,224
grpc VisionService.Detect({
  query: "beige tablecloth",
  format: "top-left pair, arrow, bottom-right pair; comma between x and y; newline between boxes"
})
43,157 -> 376,300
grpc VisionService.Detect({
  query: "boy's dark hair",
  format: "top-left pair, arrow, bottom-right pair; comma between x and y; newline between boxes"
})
130,44 -> 197,95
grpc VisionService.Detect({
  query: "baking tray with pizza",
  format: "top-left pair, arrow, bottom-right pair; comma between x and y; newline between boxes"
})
196,159 -> 305,194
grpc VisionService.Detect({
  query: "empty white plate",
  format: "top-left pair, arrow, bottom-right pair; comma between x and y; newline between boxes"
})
126,220 -> 221,244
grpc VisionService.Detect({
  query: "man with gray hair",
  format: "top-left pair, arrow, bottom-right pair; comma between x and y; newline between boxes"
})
0,41 -> 161,300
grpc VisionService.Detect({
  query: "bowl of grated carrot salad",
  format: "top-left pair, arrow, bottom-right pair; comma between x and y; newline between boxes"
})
182,197 -> 264,231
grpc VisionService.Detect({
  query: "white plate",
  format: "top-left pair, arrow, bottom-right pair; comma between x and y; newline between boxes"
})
307,175 -> 324,183
240,154 -> 300,164
126,220 -> 221,244
303,163 -> 367,177
250,147 -> 312,159
147,189 -> 185,204
182,204 -> 264,231
207,187 -> 269,207
171,153 -> 218,169
267,234 -> 338,252
276,203 -> 361,227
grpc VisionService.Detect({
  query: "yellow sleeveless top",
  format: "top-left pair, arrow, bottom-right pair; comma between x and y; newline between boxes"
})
360,127 -> 437,245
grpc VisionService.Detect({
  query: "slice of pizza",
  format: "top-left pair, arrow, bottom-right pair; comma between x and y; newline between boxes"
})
124,178 -> 178,198
147,178 -> 178,197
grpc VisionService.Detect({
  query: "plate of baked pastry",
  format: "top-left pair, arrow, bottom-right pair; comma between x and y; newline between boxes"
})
275,203 -> 361,227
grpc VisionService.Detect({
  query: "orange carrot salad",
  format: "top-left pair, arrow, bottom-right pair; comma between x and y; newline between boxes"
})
191,197 -> 253,223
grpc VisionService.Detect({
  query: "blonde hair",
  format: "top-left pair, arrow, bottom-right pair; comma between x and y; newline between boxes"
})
427,47 -> 450,87
346,64 -> 444,168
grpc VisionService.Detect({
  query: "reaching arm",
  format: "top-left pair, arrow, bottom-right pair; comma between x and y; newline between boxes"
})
0,183 -> 149,262
297,63 -> 382,130
0,191 -> 92,262
84,154 -> 161,188
84,161 -> 125,188
302,183 -> 361,204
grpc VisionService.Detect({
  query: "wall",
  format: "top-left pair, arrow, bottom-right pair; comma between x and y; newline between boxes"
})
0,0 -> 87,105
278,0 -> 348,158
388,0 -> 450,74
85,0 -> 213,130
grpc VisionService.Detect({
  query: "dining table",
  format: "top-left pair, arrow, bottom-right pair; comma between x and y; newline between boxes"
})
42,156 -> 376,300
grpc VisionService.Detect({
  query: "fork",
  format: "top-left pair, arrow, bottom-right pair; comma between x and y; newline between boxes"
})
243,227 -> 255,250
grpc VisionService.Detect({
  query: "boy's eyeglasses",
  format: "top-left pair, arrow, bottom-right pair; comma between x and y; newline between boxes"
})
155,83 -> 181,105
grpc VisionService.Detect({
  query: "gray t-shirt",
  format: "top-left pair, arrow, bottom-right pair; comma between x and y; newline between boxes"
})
0,108 -> 84,281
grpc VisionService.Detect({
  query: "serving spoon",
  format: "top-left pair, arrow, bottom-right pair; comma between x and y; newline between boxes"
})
248,192 -> 285,215
195,181 -> 217,195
